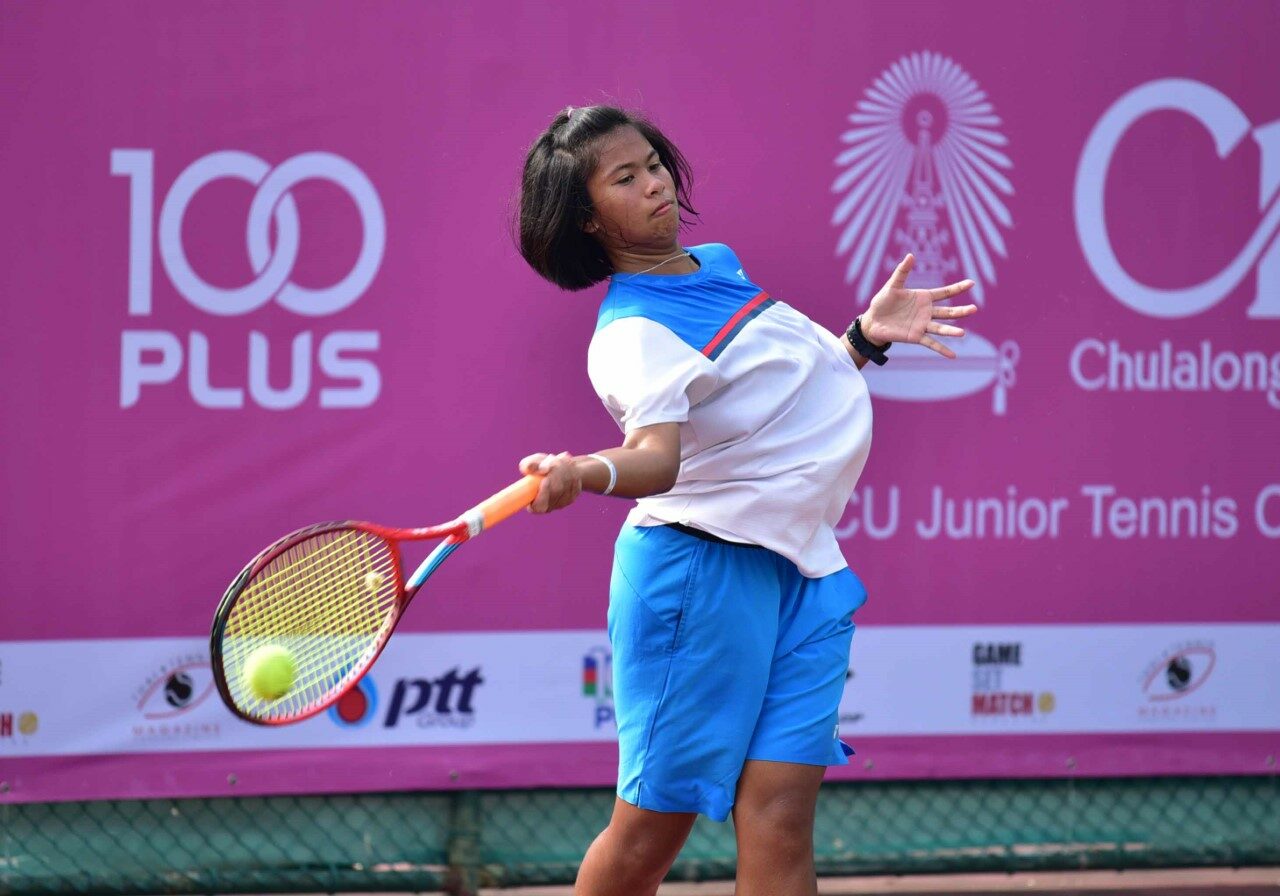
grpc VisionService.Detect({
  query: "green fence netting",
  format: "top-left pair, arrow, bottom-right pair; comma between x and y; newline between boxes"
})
3,776 -> 1278,894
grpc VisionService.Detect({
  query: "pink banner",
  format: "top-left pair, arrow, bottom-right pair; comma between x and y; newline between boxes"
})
2,1 -> 1278,803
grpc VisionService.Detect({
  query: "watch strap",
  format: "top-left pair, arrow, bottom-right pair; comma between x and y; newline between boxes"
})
846,316 -> 890,366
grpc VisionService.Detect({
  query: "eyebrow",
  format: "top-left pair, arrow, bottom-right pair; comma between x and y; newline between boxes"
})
603,149 -> 659,180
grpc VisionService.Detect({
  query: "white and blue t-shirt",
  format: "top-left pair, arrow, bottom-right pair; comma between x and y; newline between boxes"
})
587,243 -> 872,578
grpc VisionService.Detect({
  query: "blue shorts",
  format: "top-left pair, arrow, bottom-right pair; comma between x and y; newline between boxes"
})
608,523 -> 868,822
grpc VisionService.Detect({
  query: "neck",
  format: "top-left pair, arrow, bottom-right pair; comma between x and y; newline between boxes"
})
610,247 -> 698,276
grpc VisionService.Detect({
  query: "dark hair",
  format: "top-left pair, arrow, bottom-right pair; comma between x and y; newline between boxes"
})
518,105 -> 697,290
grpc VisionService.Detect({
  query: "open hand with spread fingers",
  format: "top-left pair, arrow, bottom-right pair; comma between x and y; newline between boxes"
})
860,253 -> 978,360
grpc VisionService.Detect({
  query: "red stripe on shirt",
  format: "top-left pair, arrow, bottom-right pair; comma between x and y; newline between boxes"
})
700,291 -> 771,358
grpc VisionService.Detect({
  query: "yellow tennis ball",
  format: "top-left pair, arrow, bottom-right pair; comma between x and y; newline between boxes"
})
364,571 -> 384,591
244,645 -> 296,701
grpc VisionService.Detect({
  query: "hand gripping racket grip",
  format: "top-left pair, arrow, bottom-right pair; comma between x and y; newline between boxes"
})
461,473 -> 543,536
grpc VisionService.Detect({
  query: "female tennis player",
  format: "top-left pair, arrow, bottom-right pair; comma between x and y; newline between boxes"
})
516,105 -> 976,896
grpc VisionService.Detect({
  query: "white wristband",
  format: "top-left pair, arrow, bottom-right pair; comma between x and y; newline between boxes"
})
586,453 -> 618,496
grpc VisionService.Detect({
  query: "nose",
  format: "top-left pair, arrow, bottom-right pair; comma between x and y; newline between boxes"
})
644,171 -> 666,196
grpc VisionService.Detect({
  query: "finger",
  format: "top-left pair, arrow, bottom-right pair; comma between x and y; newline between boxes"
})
928,280 -> 975,302
519,453 -> 549,474
536,452 -> 567,473
933,303 -> 978,318
920,334 -> 957,360
927,322 -> 966,338
889,253 -> 915,288
540,452 -> 577,475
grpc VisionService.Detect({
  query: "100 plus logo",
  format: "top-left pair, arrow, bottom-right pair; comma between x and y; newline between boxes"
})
111,150 -> 386,409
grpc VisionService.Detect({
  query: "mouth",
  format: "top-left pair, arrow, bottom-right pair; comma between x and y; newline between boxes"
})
652,201 -> 674,217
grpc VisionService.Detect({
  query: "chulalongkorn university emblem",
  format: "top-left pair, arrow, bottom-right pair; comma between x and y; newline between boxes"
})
832,51 -> 1020,414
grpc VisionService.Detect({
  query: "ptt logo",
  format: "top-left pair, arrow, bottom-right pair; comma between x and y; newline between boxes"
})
330,667 -> 484,730
582,647 -> 614,728
111,150 -> 385,410
330,675 -> 379,728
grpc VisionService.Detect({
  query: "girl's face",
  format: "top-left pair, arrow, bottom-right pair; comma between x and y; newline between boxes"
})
584,126 -> 680,255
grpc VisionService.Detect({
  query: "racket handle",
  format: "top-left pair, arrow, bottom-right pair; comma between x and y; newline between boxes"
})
467,474 -> 543,533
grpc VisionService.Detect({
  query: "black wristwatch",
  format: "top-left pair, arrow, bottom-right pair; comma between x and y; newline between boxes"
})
845,316 -> 890,366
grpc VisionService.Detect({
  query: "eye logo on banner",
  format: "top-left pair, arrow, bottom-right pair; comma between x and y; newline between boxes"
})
832,51 -> 1020,414
1137,640 -> 1218,722
132,655 -> 217,721
111,150 -> 386,410
1072,80 -> 1280,409
1141,642 -> 1216,702
131,654 -> 220,742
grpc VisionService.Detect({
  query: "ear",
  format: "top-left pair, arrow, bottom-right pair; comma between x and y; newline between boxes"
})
583,219 -> 598,234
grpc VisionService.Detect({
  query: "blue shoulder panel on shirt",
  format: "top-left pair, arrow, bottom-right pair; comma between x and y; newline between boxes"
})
596,243 -> 769,355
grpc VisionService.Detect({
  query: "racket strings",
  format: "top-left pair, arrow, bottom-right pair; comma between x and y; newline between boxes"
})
221,528 -> 399,721
228,532 -> 395,717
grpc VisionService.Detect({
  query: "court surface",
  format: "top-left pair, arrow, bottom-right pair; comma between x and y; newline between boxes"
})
456,867 -> 1280,895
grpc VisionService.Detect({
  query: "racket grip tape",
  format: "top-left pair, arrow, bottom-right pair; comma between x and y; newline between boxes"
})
469,474 -> 543,533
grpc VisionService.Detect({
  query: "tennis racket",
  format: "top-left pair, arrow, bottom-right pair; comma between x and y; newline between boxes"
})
210,474 -> 542,726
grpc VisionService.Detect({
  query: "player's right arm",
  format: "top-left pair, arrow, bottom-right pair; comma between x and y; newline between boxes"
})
520,421 -> 680,514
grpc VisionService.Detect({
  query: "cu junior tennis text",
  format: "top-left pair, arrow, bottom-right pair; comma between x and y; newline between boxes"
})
836,484 -> 1280,541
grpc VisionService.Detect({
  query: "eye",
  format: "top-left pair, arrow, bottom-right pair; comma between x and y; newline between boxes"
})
617,175 -> 634,185
135,661 -> 217,720
1142,645 -> 1215,701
